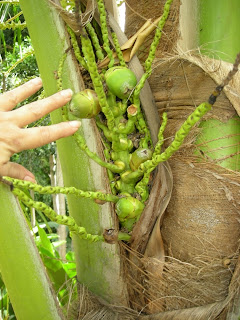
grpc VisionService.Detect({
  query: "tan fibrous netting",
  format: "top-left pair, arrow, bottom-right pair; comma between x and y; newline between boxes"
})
129,55 -> 240,318
124,0 -> 240,316
125,0 -> 181,62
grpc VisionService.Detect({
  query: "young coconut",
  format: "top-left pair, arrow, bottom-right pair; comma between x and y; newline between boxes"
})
105,66 -> 137,99
69,89 -> 101,119
130,148 -> 153,171
116,196 -> 144,231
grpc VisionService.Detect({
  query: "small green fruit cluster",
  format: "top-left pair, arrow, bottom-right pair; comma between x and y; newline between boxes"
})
115,196 -> 144,231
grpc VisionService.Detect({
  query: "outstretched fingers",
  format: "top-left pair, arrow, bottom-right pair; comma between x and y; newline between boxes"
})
18,120 -> 81,151
0,78 -> 81,182
10,89 -> 73,127
0,78 -> 43,112
0,162 -> 36,183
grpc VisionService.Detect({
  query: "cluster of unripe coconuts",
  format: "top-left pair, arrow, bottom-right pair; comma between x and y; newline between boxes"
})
69,66 -> 137,118
69,66 -> 150,230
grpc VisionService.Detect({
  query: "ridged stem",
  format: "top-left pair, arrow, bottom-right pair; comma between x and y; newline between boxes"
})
111,32 -> 126,67
96,0 -> 115,67
74,133 -> 125,173
67,26 -> 88,70
133,0 -> 173,105
81,35 -> 115,130
12,188 -> 104,242
4,177 -> 120,203
135,102 -> 213,200
86,22 -> 105,61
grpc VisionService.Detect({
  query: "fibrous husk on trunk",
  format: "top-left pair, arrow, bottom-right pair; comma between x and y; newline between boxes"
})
135,54 -> 240,318
125,0 -> 181,63
66,54 -> 240,319
125,1 -> 240,315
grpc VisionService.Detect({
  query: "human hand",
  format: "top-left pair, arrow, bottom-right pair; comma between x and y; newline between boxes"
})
0,77 -> 81,182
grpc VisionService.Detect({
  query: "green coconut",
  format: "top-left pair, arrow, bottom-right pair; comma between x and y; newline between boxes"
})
69,89 -> 101,119
116,196 -> 144,230
130,148 -> 153,171
105,66 -> 137,99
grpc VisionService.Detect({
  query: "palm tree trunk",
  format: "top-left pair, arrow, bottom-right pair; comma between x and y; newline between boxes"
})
198,0 -> 240,171
19,0 -> 129,306
125,0 -> 240,317
56,155 -> 67,259
0,183 -> 64,320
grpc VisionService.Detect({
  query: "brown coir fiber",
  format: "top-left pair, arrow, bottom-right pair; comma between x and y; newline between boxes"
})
125,0 -> 180,63
126,57 -> 240,319
147,55 -> 240,318
66,243 -> 240,319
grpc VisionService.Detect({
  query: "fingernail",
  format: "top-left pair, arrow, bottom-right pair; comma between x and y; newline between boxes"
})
24,175 -> 36,183
60,89 -> 73,99
69,120 -> 81,128
31,77 -> 42,86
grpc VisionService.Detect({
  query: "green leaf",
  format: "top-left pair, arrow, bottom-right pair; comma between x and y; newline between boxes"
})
65,250 -> 75,261
37,224 -> 55,255
62,262 -> 77,278
38,246 -> 68,291
0,271 -> 4,288
38,247 -> 62,272
52,240 -> 66,248
63,251 -> 76,278
0,291 -> 7,310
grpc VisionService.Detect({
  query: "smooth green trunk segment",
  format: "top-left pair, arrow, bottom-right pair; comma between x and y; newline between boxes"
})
197,118 -> 240,171
19,0 -> 128,305
200,0 -> 240,63
0,184 -> 64,320
198,0 -> 240,171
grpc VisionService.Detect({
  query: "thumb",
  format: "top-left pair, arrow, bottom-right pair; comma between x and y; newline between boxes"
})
1,162 -> 36,183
